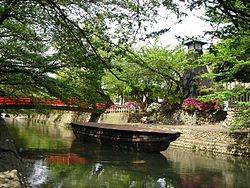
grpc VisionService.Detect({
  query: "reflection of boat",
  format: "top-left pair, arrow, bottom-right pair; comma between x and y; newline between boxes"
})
70,140 -> 183,188
70,140 -> 171,174
71,122 -> 181,153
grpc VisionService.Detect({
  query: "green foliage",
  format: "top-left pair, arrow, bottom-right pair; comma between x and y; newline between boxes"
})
200,34 -> 249,129
57,66 -> 111,108
1,0 -> 249,119
1,1 -> 181,101
188,0 -> 250,37
198,86 -> 248,103
201,35 -> 250,83
103,44 -> 192,105
232,102 -> 250,130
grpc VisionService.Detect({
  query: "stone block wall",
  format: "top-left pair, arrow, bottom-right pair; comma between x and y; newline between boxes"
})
165,126 -> 250,157
100,112 -> 130,124
101,109 -> 229,127
160,110 -> 227,126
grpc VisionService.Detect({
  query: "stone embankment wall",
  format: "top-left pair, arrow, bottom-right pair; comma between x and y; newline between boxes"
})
102,107 -> 240,128
102,109 -> 227,126
160,110 -> 227,126
30,111 -> 90,124
1,111 -> 90,124
99,113 -> 130,124
165,126 -> 249,157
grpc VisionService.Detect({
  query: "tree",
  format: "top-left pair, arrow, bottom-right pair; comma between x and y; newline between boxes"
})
0,0 -> 180,104
103,44 -> 194,106
197,34 -> 250,129
203,35 -> 250,83
187,0 -> 250,37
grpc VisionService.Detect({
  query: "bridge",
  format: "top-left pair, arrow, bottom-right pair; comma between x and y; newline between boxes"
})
0,96 -> 109,113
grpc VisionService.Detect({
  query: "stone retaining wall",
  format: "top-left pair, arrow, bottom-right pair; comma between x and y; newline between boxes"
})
102,110 -> 227,126
99,113 -> 130,124
135,110 -> 227,126
165,126 -> 250,157
1,111 -> 90,124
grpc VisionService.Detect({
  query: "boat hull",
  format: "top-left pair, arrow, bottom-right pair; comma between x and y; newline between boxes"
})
71,122 -> 181,153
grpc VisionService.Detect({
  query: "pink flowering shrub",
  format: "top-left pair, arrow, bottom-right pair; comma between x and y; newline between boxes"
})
109,104 -> 118,109
160,98 -> 181,112
182,98 -> 223,112
123,101 -> 137,108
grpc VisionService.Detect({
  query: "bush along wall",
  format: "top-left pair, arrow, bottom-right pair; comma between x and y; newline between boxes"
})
143,98 -> 227,126
180,98 -> 227,125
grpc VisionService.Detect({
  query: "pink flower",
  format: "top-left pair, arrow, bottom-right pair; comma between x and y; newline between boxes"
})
110,104 -> 117,109
182,98 -> 223,112
123,101 -> 136,108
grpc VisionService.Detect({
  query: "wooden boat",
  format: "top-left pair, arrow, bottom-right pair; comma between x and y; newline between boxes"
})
71,122 -> 181,153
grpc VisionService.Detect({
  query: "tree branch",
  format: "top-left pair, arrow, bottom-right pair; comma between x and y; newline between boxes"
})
45,0 -> 128,82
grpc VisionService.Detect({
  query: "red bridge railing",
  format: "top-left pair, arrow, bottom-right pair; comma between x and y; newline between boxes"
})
0,97 -> 68,106
0,96 -> 110,111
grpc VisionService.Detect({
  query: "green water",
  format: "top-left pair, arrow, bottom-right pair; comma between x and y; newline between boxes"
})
5,118 -> 250,188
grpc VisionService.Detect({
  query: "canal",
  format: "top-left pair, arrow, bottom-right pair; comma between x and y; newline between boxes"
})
5,118 -> 250,188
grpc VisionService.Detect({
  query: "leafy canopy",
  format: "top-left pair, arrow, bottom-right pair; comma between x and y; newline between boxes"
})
0,0 -> 180,103
103,44 -> 194,105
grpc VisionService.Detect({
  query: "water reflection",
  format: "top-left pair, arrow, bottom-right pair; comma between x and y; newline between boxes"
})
46,153 -> 89,165
162,147 -> 250,188
5,119 -> 250,188
70,140 -> 182,188
19,140 -> 182,187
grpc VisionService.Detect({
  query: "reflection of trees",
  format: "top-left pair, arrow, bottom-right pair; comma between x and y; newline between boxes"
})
6,119 -> 73,150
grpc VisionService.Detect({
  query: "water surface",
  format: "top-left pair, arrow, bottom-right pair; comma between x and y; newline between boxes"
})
5,118 -> 250,188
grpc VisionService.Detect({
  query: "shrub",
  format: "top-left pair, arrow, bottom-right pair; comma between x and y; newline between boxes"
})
147,102 -> 161,113
232,102 -> 250,130
182,98 -> 223,112
123,101 -> 137,108
160,98 -> 181,112
109,104 -> 118,109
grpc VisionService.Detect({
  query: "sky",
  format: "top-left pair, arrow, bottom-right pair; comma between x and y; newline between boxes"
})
160,11 -> 212,47
143,3 -> 216,49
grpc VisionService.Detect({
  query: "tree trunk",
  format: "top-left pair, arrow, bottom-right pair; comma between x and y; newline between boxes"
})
88,113 -> 102,122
